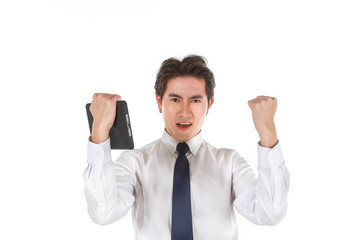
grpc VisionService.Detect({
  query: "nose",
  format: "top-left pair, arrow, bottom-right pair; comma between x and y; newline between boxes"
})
179,101 -> 191,118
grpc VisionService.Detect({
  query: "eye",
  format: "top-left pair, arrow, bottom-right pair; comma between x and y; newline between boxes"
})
170,98 -> 180,103
192,99 -> 201,103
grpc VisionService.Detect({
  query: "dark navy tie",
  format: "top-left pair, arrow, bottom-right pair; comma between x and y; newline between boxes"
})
171,142 -> 194,240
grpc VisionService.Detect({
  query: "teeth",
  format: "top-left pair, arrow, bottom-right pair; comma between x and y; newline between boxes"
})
178,123 -> 191,126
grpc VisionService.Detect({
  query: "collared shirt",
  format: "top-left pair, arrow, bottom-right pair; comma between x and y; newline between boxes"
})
84,131 -> 290,240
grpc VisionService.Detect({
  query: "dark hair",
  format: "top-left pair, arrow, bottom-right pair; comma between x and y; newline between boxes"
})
154,55 -> 215,102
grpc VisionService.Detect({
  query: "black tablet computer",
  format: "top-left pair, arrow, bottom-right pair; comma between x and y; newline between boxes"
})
86,101 -> 134,149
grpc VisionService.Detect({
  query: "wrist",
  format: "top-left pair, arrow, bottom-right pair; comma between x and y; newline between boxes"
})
91,123 -> 110,144
90,132 -> 109,144
258,127 -> 278,148
259,138 -> 278,148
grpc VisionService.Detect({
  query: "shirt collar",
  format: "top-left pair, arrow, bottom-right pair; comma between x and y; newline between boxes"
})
161,130 -> 203,156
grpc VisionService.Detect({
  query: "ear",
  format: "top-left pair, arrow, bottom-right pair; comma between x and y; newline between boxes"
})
206,97 -> 214,115
156,94 -> 162,113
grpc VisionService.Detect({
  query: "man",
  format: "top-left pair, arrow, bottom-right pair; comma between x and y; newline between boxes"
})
84,55 -> 290,240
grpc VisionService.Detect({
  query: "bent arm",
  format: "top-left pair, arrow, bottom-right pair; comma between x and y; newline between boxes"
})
83,138 -> 135,225
232,142 -> 290,225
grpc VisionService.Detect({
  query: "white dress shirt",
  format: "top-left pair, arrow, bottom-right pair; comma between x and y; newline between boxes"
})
84,131 -> 290,240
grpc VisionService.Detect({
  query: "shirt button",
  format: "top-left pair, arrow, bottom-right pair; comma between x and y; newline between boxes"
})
96,151 -> 102,157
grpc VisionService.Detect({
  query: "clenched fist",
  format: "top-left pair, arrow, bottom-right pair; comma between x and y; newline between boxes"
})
89,93 -> 121,144
248,96 -> 278,148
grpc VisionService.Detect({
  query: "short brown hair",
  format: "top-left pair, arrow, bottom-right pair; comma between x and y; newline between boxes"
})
154,55 -> 215,102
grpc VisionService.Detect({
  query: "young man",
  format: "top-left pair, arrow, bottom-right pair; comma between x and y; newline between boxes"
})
84,55 -> 290,240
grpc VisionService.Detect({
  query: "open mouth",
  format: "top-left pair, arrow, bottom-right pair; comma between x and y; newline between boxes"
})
176,122 -> 192,129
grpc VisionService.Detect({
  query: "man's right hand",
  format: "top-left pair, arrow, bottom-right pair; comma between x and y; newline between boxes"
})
89,93 -> 122,144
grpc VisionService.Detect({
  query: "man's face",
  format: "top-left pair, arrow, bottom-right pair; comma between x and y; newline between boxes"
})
156,76 -> 214,142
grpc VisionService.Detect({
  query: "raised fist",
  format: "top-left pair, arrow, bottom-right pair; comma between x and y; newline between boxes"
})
248,96 -> 278,148
89,93 -> 121,143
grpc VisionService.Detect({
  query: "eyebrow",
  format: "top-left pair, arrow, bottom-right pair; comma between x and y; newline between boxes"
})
190,94 -> 205,100
168,93 -> 205,99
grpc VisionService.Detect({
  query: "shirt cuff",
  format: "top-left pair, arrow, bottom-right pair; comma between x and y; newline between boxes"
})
257,141 -> 285,169
87,137 -> 112,167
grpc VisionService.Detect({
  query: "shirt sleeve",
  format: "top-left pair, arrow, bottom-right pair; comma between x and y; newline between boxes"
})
83,137 -> 136,225
232,141 -> 290,225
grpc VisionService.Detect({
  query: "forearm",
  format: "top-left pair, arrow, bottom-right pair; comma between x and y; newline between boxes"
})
233,142 -> 290,225
258,123 -> 278,148
91,121 -> 111,144
255,142 -> 290,225
84,138 -> 134,225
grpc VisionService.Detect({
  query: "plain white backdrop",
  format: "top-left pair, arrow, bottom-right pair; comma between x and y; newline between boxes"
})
1,0 -> 359,239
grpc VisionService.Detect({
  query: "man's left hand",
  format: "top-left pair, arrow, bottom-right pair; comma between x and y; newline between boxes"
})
248,96 -> 278,148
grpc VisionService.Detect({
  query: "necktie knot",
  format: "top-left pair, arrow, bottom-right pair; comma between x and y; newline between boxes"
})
177,142 -> 189,155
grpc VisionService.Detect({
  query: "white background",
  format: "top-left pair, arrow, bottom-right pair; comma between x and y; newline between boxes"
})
1,0 -> 359,239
